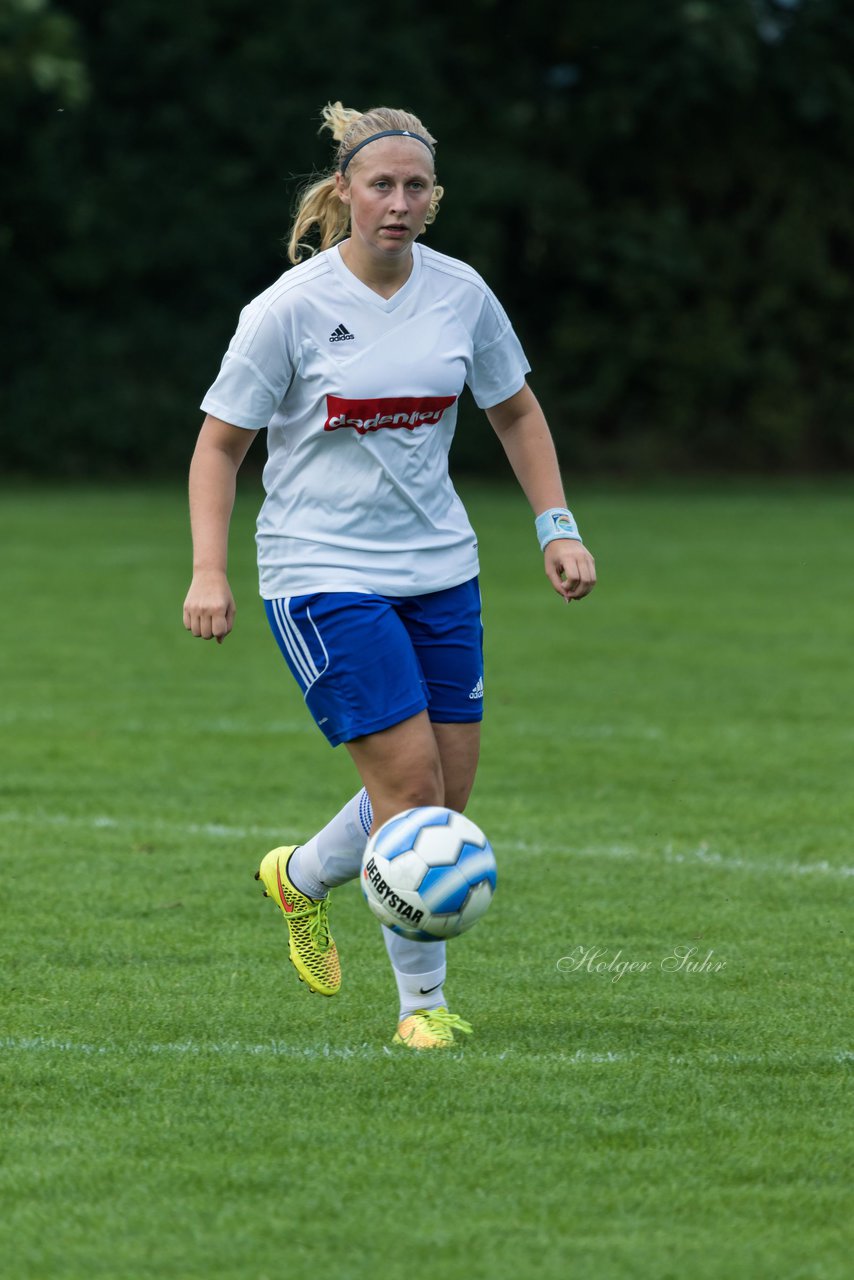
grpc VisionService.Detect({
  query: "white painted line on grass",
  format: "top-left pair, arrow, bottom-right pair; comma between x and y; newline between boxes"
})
0,810 -> 285,841
506,838 -> 854,880
0,1035 -> 384,1060
1,1036 -> 850,1067
2,811 -> 852,879
663,843 -> 854,879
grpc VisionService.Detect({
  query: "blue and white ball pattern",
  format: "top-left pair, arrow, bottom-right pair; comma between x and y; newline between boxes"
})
361,806 -> 497,940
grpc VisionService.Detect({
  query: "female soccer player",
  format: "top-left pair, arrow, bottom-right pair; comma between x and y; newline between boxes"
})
183,102 -> 596,1049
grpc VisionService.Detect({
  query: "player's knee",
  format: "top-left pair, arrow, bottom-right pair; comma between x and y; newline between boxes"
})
442,780 -> 471,813
381,760 -> 444,815
398,773 -> 444,811
371,773 -> 445,824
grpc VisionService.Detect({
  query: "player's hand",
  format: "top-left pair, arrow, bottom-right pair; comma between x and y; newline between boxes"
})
183,570 -> 236,643
544,540 -> 596,603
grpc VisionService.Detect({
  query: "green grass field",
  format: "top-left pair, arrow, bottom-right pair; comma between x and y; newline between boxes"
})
1,479 -> 852,1280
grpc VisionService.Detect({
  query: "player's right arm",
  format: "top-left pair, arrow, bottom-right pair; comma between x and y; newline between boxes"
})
183,414 -> 258,643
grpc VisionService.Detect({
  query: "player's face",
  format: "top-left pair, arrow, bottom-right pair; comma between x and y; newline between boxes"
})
337,138 -> 435,262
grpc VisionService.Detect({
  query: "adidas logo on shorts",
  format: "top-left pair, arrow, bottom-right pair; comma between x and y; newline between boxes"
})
468,677 -> 484,700
329,323 -> 355,343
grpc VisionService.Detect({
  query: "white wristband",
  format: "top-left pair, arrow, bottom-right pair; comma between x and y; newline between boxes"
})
535,507 -> 582,550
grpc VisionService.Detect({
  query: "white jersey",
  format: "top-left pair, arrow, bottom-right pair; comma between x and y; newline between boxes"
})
200,242 -> 530,597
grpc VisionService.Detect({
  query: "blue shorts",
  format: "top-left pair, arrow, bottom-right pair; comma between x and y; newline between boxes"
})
264,577 -> 484,747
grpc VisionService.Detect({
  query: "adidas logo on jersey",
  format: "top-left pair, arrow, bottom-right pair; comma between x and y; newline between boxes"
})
468,677 -> 484,700
329,324 -> 355,343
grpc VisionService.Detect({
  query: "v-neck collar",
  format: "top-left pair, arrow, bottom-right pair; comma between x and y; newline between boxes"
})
330,242 -> 422,313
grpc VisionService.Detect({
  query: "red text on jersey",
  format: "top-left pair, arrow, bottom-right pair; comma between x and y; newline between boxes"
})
325,395 -> 457,435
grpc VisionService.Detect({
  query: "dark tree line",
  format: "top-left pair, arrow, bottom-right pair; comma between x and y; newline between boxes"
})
3,0 -> 853,474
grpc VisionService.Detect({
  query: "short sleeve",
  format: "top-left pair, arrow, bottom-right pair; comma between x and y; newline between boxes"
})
200,296 -> 294,430
467,289 -> 531,410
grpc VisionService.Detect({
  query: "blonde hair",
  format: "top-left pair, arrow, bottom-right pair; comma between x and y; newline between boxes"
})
287,101 -> 443,264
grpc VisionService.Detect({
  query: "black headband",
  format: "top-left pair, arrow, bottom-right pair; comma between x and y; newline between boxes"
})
339,129 -> 435,174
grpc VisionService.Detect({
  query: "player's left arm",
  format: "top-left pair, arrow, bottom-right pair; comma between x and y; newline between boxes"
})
486,382 -> 596,602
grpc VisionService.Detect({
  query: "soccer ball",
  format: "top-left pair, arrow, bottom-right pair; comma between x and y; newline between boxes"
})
361,806 -> 497,941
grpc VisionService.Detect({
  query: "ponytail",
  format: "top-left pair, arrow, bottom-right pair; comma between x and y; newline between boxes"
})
287,101 -> 443,264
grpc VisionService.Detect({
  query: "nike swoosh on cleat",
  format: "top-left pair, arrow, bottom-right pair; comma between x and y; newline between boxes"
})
275,860 -> 294,912
419,981 -> 443,995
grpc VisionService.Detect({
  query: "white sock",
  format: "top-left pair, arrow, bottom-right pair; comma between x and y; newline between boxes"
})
287,788 -> 373,899
382,927 -> 447,1019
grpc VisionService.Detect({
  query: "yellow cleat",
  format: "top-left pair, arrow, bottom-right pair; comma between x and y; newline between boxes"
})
255,846 -> 341,996
392,1007 -> 473,1050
